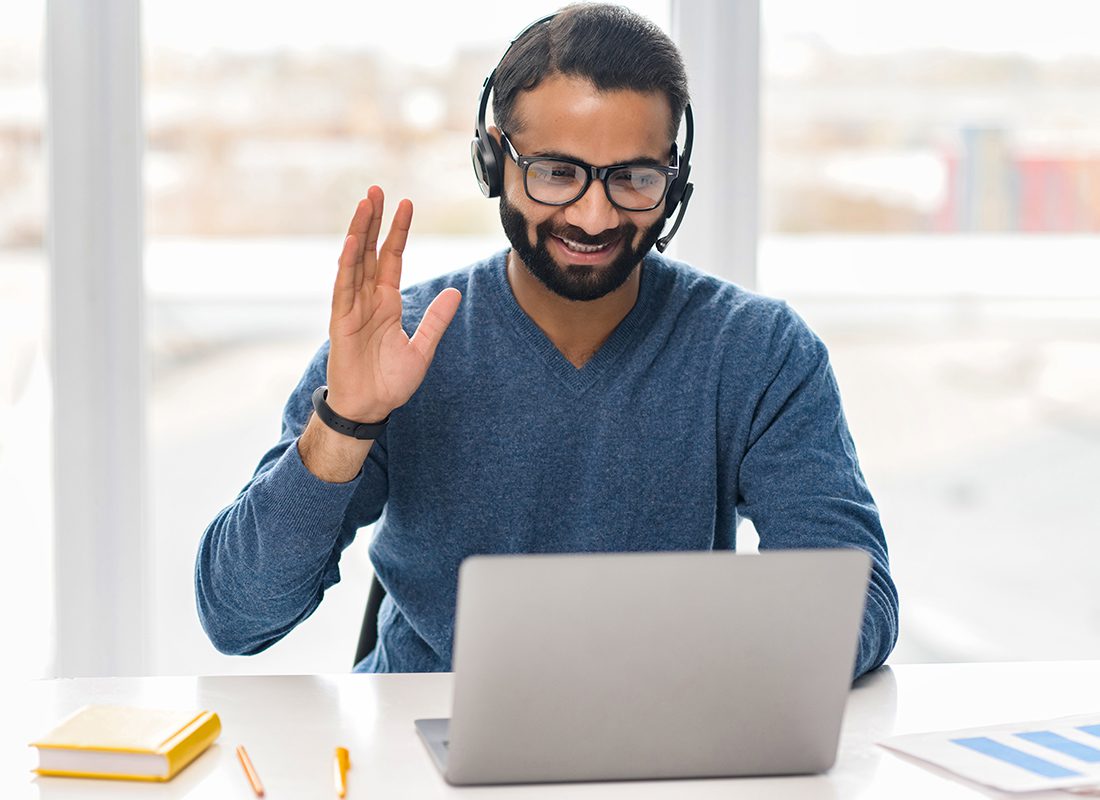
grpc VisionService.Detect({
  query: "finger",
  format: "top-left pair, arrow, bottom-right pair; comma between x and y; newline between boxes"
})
376,199 -> 413,290
361,185 -> 385,286
409,288 -> 461,364
345,195 -> 373,271
344,195 -> 373,239
332,234 -> 359,318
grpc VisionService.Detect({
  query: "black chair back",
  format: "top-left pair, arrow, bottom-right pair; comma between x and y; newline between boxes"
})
353,574 -> 387,668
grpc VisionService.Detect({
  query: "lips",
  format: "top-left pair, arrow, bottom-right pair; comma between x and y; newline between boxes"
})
556,236 -> 613,254
550,234 -> 622,265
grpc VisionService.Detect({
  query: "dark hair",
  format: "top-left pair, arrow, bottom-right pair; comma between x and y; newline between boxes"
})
492,4 -> 689,143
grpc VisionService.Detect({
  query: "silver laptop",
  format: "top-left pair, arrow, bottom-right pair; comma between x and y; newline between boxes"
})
415,548 -> 871,786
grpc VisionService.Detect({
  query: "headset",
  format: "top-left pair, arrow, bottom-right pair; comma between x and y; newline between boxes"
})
470,13 -> 695,253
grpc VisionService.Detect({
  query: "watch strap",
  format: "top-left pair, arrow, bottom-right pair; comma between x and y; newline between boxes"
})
311,385 -> 390,440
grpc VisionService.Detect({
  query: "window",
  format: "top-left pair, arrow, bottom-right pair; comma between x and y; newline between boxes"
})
763,0 -> 1100,663
0,1 -> 51,679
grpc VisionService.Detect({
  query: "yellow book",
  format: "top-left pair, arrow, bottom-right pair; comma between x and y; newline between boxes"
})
30,704 -> 221,781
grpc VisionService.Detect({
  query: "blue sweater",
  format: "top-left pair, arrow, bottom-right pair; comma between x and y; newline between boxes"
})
195,250 -> 898,677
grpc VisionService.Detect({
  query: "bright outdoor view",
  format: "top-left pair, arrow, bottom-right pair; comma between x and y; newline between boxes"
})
1,0 -> 1097,677
760,0 -> 1100,665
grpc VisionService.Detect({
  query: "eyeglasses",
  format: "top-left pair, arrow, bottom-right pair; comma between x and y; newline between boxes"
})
499,130 -> 679,212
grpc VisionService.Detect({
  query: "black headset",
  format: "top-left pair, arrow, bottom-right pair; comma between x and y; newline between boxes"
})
470,14 -> 695,253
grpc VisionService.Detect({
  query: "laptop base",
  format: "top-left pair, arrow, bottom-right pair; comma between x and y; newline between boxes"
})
414,718 -> 451,775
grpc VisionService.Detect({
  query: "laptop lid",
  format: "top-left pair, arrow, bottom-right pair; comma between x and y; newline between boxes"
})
434,548 -> 870,785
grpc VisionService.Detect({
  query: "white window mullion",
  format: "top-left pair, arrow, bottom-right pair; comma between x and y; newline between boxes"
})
670,0 -> 760,290
47,0 -> 147,677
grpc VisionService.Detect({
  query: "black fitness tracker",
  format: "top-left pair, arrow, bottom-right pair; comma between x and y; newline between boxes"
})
311,385 -> 389,440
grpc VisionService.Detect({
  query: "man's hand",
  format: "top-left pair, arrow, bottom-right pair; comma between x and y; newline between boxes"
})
327,185 -> 461,423
299,186 -> 461,483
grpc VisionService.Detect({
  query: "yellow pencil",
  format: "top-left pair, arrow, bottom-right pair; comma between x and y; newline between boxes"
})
236,744 -> 265,797
334,746 -> 351,797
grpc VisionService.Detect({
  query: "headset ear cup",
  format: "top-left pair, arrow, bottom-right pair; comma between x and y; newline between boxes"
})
484,132 -> 504,198
664,163 -> 691,218
473,133 -> 506,199
664,181 -> 682,218
471,133 -> 504,198
471,136 -> 493,198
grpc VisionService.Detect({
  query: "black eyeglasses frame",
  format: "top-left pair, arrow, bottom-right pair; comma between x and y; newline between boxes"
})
498,130 -> 680,212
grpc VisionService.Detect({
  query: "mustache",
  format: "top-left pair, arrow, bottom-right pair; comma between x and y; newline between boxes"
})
539,222 -> 632,247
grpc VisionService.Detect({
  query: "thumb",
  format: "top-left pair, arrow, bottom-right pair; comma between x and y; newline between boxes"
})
409,288 -> 462,364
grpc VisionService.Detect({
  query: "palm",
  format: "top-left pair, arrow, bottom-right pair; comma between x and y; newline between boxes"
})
327,187 -> 461,421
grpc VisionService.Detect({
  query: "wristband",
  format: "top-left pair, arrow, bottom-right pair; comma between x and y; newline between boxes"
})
311,385 -> 390,440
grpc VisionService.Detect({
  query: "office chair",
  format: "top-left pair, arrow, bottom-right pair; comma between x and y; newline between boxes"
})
353,574 -> 387,668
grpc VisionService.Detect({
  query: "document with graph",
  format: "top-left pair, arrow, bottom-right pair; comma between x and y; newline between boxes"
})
880,713 -> 1100,792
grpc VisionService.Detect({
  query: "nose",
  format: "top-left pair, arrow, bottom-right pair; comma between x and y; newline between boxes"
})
562,178 -> 620,236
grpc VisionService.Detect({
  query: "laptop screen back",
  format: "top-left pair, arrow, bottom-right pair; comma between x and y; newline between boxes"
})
443,549 -> 871,785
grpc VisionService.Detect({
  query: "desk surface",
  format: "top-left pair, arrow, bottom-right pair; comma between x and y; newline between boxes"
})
6,661 -> 1100,799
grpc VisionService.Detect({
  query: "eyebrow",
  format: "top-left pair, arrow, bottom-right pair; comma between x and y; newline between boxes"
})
530,148 -> 670,168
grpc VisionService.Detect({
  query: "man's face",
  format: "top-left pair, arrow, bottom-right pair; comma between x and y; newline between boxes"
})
498,73 -> 673,302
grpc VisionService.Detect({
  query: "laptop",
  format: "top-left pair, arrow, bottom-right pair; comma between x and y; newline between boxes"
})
415,548 -> 871,786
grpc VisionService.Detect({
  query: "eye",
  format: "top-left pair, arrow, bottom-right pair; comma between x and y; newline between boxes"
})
611,168 -> 663,190
628,170 -> 659,188
529,160 -> 581,185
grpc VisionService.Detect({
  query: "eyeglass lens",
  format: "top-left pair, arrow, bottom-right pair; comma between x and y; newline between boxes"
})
525,160 -> 668,210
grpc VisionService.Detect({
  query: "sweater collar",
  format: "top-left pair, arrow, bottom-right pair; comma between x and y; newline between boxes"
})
486,248 -> 668,395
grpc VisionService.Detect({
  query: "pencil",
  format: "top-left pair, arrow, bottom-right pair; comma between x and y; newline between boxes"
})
334,746 -> 350,797
236,744 -> 265,797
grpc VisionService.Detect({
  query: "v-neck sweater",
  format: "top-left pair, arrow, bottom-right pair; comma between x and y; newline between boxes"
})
195,249 -> 899,678
491,254 -> 658,394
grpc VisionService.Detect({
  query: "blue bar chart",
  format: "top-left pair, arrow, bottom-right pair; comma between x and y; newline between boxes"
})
882,714 -> 1100,792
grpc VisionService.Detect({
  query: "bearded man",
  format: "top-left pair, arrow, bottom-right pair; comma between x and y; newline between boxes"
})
196,4 -> 899,679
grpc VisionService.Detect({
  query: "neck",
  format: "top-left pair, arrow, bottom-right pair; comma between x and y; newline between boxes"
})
506,251 -> 642,368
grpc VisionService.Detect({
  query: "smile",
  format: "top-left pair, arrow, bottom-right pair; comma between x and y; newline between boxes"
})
554,236 -> 616,254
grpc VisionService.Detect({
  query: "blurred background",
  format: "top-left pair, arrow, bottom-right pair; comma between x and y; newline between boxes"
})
1,0 -> 1097,678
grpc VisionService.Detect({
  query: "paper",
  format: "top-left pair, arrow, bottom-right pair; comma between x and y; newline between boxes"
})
880,713 -> 1100,793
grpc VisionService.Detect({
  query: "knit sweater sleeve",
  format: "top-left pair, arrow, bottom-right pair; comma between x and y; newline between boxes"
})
194,342 -> 389,655
729,303 -> 899,680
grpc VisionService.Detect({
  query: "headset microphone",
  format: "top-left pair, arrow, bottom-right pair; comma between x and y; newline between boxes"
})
655,104 -> 694,253
654,183 -> 693,252
471,14 -> 695,252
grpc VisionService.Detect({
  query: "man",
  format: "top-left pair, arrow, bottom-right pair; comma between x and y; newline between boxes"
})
195,4 -> 898,678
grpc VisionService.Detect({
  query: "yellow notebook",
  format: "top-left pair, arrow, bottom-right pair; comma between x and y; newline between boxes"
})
30,704 -> 222,781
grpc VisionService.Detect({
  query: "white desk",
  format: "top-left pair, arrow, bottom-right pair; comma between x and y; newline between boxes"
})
5,662 -> 1100,799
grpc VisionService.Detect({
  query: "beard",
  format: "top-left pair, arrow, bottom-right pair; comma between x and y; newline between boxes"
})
499,191 -> 664,302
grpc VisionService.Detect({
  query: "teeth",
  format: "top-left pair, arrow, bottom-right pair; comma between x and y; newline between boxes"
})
558,237 -> 610,253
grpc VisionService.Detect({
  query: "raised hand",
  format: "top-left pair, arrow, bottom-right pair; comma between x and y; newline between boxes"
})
326,186 -> 462,424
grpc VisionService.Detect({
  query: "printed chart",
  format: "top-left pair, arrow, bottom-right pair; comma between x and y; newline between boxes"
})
881,714 -> 1100,792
